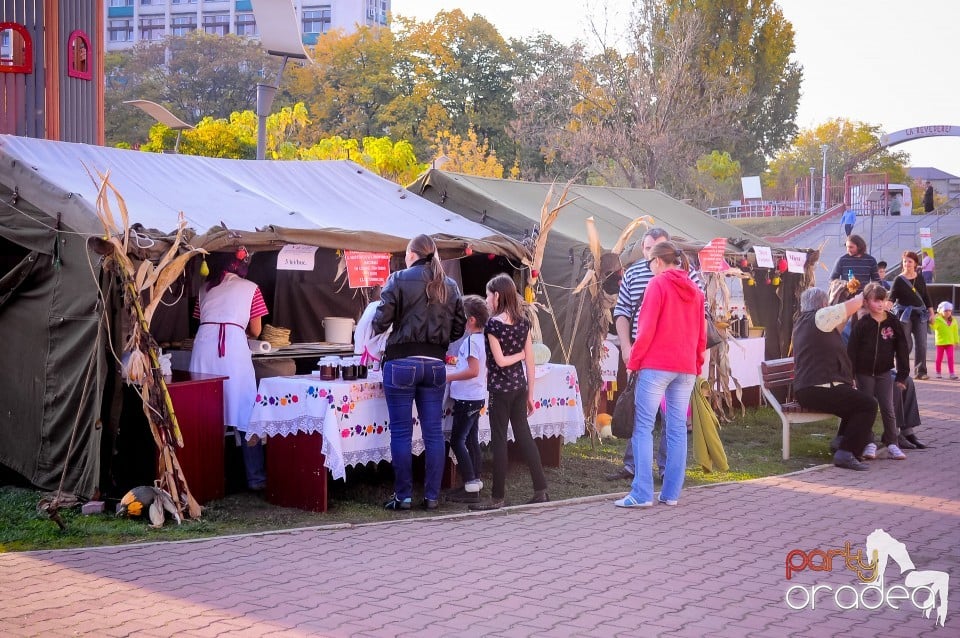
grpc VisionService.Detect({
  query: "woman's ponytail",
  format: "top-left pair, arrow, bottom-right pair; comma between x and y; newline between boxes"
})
408,234 -> 447,304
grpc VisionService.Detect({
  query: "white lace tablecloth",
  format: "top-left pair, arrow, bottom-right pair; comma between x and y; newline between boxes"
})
244,363 -> 585,481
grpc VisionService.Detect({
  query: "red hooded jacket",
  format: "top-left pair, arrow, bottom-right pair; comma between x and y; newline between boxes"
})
628,268 -> 706,374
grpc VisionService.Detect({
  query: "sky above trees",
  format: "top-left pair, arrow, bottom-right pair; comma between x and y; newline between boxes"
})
395,0 -> 960,178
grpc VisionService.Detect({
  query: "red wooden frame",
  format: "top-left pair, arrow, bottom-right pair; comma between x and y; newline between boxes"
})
0,22 -> 32,74
66,29 -> 91,80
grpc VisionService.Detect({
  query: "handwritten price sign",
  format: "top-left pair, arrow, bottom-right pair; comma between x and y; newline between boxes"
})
277,244 -> 319,271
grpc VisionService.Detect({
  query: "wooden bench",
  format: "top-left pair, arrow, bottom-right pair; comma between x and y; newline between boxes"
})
759,358 -> 838,460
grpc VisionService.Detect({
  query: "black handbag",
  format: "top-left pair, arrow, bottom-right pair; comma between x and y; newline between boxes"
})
706,316 -> 724,350
611,372 -> 637,439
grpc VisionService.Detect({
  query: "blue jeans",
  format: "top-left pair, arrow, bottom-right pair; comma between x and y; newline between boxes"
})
382,358 -> 446,501
450,399 -> 484,483
622,415 -> 667,477
628,369 -> 696,504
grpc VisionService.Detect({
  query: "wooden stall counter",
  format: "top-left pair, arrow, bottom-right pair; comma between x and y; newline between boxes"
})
164,370 -> 228,504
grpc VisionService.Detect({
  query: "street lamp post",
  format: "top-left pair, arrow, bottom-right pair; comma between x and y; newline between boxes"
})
809,167 -> 816,214
820,144 -> 829,213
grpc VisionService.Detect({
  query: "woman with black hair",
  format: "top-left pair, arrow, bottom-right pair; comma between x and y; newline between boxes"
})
189,249 -> 268,490
373,235 -> 465,511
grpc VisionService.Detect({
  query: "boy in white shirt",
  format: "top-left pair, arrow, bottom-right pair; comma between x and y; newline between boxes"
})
445,295 -> 490,503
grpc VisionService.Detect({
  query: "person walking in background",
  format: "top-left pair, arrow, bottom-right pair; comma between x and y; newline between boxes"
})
888,250 -> 934,380
829,234 -> 880,286
921,252 -> 935,284
471,274 -> 548,511
923,181 -> 935,213
932,301 -> 959,379
615,242 -> 705,508
876,261 -> 891,291
889,192 -> 902,217
840,206 -> 856,237
847,283 -> 910,461
373,234 -> 466,511
445,295 -> 491,504
190,249 -> 269,491
792,288 -> 878,471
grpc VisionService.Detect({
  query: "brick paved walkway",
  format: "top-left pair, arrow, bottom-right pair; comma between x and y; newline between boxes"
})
1,380 -> 956,638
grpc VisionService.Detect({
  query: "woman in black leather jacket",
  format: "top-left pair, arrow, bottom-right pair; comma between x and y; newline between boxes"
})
373,234 -> 465,510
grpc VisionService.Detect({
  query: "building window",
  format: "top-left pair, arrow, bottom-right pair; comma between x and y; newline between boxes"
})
235,13 -> 257,36
67,30 -> 92,80
109,0 -> 133,6
140,17 -> 165,41
202,13 -> 229,36
171,0 -> 198,4
171,16 -> 197,36
302,7 -> 331,34
108,19 -> 134,42
0,22 -> 32,74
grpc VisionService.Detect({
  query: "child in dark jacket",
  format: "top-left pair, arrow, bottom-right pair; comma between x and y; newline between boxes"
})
847,283 -> 910,460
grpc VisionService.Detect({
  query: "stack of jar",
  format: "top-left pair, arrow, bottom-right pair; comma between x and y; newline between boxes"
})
728,306 -> 751,339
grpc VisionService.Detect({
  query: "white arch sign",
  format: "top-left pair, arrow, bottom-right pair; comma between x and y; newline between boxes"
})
880,125 -> 960,148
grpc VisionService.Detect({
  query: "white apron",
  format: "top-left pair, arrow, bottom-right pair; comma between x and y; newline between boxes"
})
189,273 -> 258,430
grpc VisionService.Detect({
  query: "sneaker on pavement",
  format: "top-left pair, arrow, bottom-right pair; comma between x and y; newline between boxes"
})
951,375 -> 959,380
936,374 -> 943,379
886,444 -> 907,460
862,442 -> 877,460
464,479 -> 483,493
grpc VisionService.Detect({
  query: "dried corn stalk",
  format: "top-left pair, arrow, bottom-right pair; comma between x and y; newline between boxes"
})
92,170 -> 205,520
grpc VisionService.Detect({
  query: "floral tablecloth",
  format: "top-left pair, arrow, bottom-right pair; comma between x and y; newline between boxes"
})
245,363 -> 585,481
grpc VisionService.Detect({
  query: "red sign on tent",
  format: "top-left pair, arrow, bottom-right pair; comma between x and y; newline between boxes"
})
698,238 -> 729,273
344,251 -> 391,288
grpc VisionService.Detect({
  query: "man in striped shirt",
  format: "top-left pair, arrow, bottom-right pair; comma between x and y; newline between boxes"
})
606,228 -> 703,481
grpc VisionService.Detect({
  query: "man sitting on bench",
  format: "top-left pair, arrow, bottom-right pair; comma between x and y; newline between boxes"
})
792,288 -> 878,471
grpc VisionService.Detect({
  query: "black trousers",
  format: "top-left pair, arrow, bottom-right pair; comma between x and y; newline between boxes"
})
488,388 -> 547,500
795,384 -> 878,455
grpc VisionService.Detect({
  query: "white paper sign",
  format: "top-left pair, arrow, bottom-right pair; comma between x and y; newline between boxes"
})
919,227 -> 932,249
277,244 -> 319,271
753,246 -> 774,268
785,250 -> 806,274
741,176 -> 762,200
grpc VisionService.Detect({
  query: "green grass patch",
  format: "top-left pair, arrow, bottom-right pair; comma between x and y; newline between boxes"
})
1,405 -> 839,552
728,215 -> 815,237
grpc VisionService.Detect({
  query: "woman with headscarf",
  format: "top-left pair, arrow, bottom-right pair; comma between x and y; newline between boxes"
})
373,235 -> 465,511
189,249 -> 268,490
615,242 -> 705,508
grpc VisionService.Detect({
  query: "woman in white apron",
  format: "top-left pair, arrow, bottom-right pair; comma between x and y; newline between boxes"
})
189,250 -> 268,490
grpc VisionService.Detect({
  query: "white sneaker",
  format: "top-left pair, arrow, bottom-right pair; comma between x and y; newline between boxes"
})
862,443 -> 877,460
464,479 -> 483,493
886,444 -> 907,460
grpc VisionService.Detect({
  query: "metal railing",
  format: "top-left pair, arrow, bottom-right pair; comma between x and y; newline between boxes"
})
706,201 -> 812,220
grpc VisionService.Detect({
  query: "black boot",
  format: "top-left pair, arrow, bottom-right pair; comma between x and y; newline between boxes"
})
905,433 -> 927,449
897,435 -> 917,450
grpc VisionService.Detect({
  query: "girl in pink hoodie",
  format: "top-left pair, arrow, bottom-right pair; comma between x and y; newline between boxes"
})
615,242 -> 706,509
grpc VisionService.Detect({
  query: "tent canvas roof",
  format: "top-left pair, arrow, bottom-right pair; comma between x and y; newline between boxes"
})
0,135 -> 524,258
411,170 -> 771,251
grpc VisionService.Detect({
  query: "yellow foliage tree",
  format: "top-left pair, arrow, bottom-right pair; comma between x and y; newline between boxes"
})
433,127 -> 504,178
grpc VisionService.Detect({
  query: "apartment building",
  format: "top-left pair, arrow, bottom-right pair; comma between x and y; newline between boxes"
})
105,0 -> 389,51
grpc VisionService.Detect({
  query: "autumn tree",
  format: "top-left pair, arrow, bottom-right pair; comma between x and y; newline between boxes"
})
764,118 -> 910,199
690,150 -> 742,208
392,10 -> 517,160
433,127 -> 505,178
561,4 -> 747,190
105,32 -> 277,147
510,34 -> 586,181
669,0 -> 802,174
282,26 -> 399,146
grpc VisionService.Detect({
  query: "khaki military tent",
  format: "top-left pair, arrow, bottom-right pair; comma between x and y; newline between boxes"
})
0,136 -> 526,498
410,170 -> 815,404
